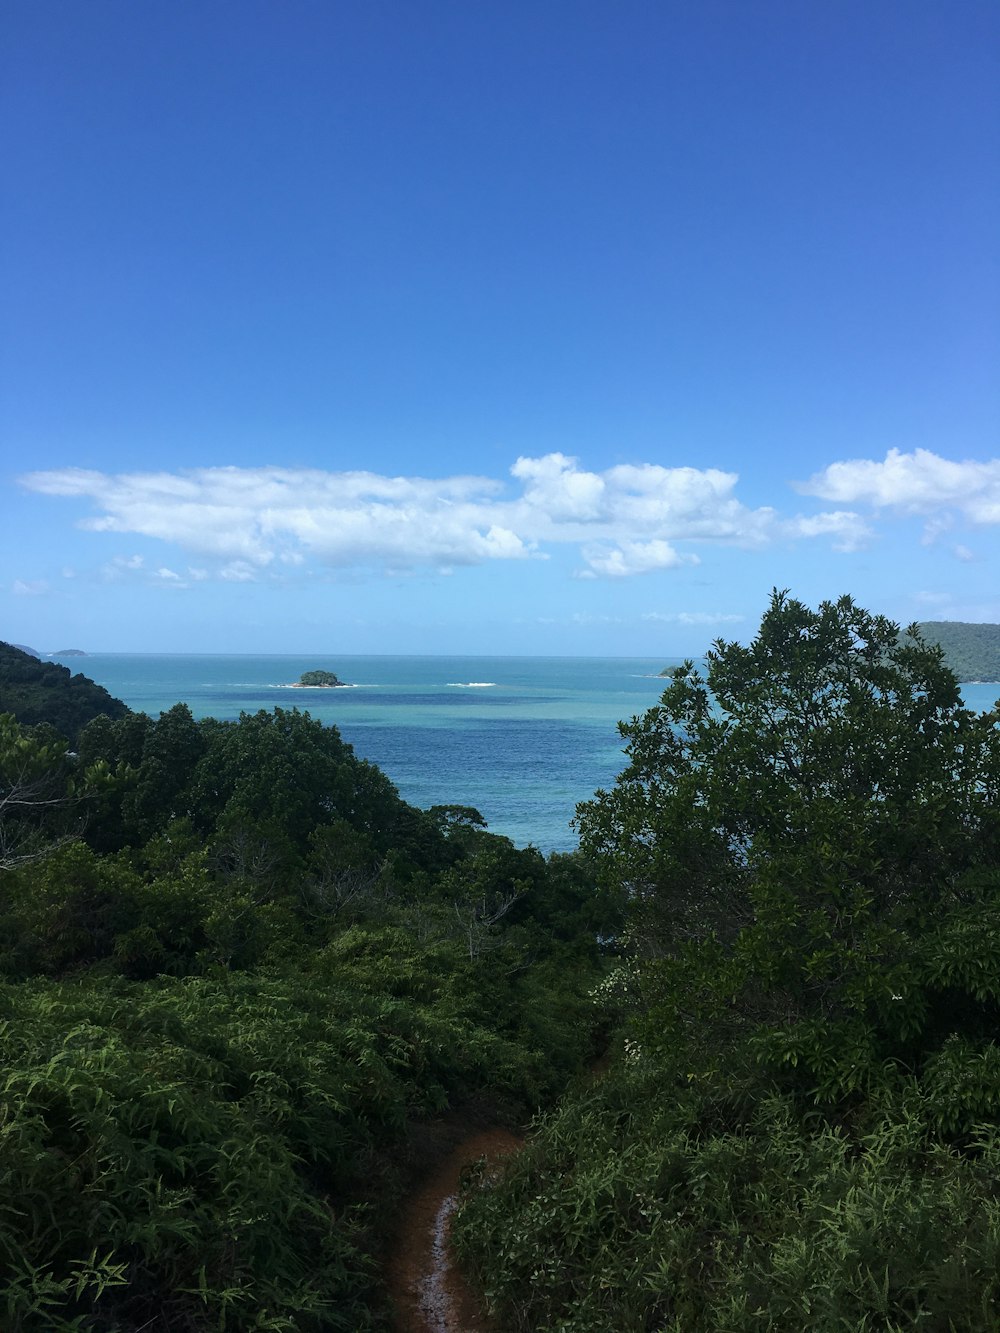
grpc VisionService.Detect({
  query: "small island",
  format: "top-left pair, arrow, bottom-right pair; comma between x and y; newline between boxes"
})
293,669 -> 348,688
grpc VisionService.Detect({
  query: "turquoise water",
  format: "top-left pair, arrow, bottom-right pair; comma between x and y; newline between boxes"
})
68,654 -> 680,853
59,654 -> 1000,856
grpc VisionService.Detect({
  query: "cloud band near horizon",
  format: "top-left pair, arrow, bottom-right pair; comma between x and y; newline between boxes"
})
21,449 -> 983,585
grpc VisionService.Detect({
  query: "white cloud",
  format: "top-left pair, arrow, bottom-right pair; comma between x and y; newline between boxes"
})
581,539 -> 697,578
12,579 -> 48,596
799,448 -> 1000,527
511,453 -> 605,520
785,510 -> 872,552
20,452 -> 872,583
601,462 -> 776,544
954,544 -> 977,563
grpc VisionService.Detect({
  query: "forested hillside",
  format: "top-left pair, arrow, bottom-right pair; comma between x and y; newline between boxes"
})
918,619 -> 1000,681
7,602 -> 1000,1330
0,640 -> 129,742
0,660 -> 613,1330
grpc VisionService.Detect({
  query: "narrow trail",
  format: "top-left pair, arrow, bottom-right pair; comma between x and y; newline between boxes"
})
385,1052 -> 611,1332
386,1125 -> 523,1333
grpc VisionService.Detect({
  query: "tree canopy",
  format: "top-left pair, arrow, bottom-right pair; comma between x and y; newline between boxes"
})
456,593 -> 1000,1330
0,666 -> 609,1329
297,669 -> 345,687
578,590 -> 1000,1089
0,640 -> 129,744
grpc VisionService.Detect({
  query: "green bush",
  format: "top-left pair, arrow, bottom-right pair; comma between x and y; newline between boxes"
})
0,921 -> 600,1333
455,1059 -> 1000,1332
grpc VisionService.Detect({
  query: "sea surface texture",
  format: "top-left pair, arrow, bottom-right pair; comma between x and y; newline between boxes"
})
66,654 -> 1000,855
70,654 -> 684,852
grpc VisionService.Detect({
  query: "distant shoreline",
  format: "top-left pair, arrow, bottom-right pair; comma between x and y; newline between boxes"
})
287,682 -> 350,689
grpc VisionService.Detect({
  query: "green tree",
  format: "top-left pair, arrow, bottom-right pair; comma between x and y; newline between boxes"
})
0,715 -> 113,871
453,595 -> 1000,1332
0,641 -> 129,744
578,591 -> 1000,1096
298,668 -> 344,686
121,702 -> 207,844
188,708 -> 366,846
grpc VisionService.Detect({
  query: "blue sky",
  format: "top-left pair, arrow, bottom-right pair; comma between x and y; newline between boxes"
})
2,0 -> 998,654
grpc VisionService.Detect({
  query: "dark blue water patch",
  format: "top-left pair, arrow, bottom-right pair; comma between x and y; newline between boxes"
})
332,690 -> 563,710
71,652 -> 670,851
336,716 -> 627,852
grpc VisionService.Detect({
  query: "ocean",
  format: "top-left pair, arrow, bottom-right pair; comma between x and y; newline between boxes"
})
61,654 -> 1000,856
67,654 -> 680,853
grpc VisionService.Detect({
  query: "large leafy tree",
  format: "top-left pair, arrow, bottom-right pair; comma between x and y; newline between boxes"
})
578,591 -> 1000,1099
454,593 -> 1000,1333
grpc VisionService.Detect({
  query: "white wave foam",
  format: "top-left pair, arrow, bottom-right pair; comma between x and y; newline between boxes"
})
267,682 -> 367,689
447,681 -> 497,688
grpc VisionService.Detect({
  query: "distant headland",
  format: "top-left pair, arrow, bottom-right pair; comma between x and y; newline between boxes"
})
653,621 -> 1000,685
917,622 -> 1000,684
10,644 -> 87,659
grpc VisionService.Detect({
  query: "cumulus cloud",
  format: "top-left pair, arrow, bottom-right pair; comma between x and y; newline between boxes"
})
511,453 -> 605,520
581,539 -> 697,578
21,453 -> 866,582
799,448 -> 1000,531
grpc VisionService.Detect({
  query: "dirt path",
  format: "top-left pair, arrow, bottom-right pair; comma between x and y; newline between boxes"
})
386,1125 -> 523,1333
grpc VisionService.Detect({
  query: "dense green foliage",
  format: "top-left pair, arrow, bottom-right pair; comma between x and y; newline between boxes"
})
456,1061 -> 1000,1331
0,666 -> 610,1329
918,620 -> 1000,683
0,641 -> 129,744
18,598 -> 1000,1330
455,593 -> 1000,1331
298,670 -> 345,687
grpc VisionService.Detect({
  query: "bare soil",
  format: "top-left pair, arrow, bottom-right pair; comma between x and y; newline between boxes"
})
386,1122 -> 523,1333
